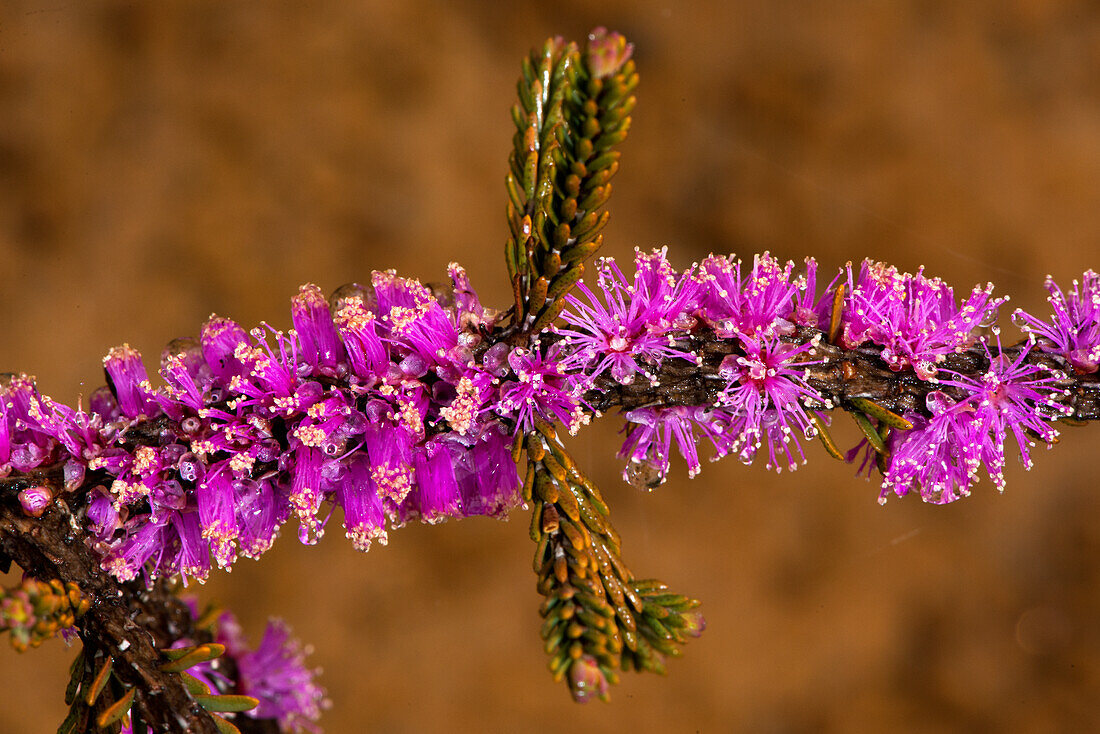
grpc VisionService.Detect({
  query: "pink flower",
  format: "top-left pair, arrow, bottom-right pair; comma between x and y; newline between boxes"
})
560,249 -> 699,385
716,332 -> 825,472
841,260 -> 1002,379
1013,269 -> 1100,373
882,338 -> 1068,503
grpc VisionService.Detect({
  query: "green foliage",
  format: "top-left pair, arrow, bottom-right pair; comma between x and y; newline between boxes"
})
504,31 -> 701,703
525,419 -> 702,702
505,30 -> 638,336
60,649 -> 130,734
59,639 -> 257,734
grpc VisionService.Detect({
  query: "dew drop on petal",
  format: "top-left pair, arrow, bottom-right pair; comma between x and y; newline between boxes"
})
979,309 -> 999,328
329,282 -> 373,313
925,391 -> 955,416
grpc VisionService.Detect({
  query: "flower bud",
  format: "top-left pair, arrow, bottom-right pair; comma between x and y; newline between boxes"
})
568,655 -> 610,703
17,485 -> 51,517
680,611 -> 707,638
585,28 -> 633,79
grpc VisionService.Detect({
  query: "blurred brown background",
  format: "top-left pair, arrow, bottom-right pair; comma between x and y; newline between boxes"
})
2,1 -> 1100,732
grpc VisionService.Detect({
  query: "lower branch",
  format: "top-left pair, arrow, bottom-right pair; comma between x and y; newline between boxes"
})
0,500 -> 219,733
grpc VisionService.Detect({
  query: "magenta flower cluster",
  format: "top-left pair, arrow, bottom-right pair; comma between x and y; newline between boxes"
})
0,264 -> 590,585
559,251 -> 1086,502
1013,269 -> 1100,374
560,248 -> 830,484
877,339 -> 1069,504
163,601 -> 327,734
215,612 -> 329,733
840,260 -> 1003,380
0,251 -> 1093,575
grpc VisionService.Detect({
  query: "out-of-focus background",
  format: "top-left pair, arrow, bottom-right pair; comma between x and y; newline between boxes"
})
2,1 -> 1100,731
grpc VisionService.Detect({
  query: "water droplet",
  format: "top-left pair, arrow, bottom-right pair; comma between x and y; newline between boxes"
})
925,391 -> 954,416
329,282 -> 374,313
425,281 -> 455,308
624,459 -> 666,491
177,453 -> 202,484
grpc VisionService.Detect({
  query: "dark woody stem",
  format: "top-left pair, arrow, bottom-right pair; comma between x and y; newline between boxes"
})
574,326 -> 1100,421
0,497 -> 220,733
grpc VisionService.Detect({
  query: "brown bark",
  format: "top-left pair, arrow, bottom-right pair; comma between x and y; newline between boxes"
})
583,327 -> 1100,420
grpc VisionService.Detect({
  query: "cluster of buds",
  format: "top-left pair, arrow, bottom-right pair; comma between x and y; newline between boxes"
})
0,577 -> 88,652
